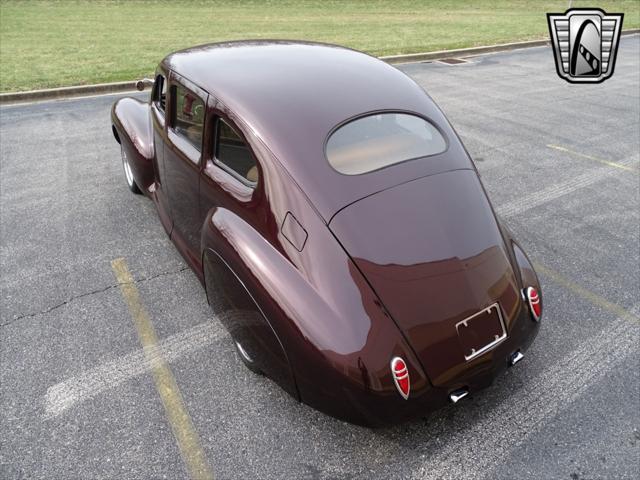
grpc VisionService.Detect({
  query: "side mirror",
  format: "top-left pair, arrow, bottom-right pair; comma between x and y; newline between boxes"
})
136,78 -> 154,91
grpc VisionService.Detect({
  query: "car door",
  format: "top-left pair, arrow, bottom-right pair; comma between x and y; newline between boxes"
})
164,73 -> 208,271
199,105 -> 295,395
149,69 -> 173,234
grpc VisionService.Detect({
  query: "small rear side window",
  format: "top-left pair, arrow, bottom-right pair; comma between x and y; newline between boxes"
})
326,113 -> 447,175
215,119 -> 258,186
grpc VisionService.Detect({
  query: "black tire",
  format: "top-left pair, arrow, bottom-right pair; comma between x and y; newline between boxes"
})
121,146 -> 142,194
234,340 -> 263,375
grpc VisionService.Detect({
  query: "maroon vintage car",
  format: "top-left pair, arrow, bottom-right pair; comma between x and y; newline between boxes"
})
111,40 -> 542,426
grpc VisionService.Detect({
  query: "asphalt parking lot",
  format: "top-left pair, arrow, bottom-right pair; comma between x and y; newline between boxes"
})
1,36 -> 639,480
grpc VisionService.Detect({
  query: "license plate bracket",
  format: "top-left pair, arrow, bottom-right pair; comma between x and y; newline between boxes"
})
456,303 -> 507,361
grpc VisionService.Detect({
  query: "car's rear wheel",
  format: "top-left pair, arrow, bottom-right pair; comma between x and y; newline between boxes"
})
121,146 -> 142,194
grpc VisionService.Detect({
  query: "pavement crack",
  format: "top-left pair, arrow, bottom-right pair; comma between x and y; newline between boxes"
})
2,283 -> 120,326
2,266 -> 190,327
135,266 -> 190,285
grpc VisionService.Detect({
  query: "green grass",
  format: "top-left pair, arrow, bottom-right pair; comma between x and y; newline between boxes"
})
1,0 -> 638,92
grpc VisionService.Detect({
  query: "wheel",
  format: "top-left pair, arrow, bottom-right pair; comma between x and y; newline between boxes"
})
121,146 -> 142,194
234,340 -> 262,375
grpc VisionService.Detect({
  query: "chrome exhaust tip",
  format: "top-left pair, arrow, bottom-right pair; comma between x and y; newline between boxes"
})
449,388 -> 469,404
510,350 -> 524,366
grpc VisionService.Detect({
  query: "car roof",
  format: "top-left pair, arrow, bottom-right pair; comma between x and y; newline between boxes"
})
163,41 -> 472,221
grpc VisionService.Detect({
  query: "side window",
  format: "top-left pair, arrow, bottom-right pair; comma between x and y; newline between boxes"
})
171,84 -> 205,151
153,74 -> 167,112
214,119 -> 258,186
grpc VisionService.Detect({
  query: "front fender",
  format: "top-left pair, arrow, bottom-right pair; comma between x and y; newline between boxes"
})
202,207 -> 432,426
111,97 -> 155,194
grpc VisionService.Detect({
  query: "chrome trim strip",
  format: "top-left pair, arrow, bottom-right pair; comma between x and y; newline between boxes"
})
455,303 -> 507,361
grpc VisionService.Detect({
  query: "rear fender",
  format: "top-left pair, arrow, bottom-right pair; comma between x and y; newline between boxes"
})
201,206 -> 429,425
111,97 -> 155,194
499,221 -> 543,320
499,221 -> 542,291
202,245 -> 298,399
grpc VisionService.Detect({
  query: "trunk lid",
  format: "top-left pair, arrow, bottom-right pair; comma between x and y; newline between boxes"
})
329,169 -> 520,386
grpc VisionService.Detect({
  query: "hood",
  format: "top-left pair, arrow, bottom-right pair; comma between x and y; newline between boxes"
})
329,169 -> 521,386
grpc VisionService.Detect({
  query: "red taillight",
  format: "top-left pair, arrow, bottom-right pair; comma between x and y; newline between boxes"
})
391,357 -> 410,400
525,287 -> 542,321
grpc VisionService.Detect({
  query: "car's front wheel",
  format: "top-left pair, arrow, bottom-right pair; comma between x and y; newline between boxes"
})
121,146 -> 142,194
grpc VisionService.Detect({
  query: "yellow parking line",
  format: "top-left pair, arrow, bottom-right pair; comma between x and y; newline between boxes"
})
534,262 -> 639,324
111,258 -> 214,480
547,144 -> 638,172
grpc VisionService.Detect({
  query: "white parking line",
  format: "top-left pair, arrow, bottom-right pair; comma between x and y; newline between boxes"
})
497,154 -> 638,218
413,307 -> 639,480
44,320 -> 227,418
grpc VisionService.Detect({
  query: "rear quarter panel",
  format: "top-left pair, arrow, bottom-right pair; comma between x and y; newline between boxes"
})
199,135 -> 431,424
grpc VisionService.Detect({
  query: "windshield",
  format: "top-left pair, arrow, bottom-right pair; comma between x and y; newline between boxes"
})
326,113 -> 447,175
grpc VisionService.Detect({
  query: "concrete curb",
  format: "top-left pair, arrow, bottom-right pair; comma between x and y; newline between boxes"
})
381,38 -> 551,64
382,29 -> 639,64
2,29 -> 638,105
0,80 -> 139,105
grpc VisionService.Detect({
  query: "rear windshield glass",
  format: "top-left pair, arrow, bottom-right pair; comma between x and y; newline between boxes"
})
326,113 -> 447,175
